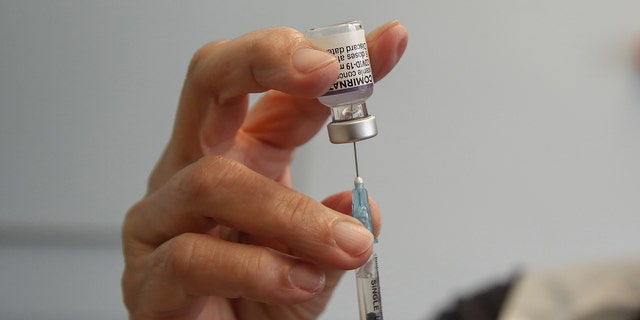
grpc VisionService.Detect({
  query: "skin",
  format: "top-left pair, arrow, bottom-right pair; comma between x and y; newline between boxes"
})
122,20 -> 408,320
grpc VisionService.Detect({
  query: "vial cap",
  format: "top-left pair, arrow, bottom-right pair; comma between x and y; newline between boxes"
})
327,115 -> 377,144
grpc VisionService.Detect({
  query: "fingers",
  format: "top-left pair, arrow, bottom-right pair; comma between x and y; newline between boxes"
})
142,233 -> 327,307
241,91 -> 330,150
124,155 -> 374,269
367,20 -> 409,80
163,27 -> 340,181
123,235 -> 328,316
230,21 -> 409,172
183,20 -> 408,110
124,155 -> 376,308
186,27 -> 340,105
322,190 -> 382,238
238,189 -> 383,255
166,22 -> 408,178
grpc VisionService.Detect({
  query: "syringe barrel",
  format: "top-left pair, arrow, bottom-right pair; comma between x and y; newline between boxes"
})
356,253 -> 383,320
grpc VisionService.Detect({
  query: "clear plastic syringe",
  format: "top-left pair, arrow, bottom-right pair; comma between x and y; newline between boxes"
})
352,172 -> 383,319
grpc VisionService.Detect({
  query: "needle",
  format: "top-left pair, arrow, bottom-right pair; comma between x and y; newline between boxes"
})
353,142 -> 360,178
352,173 -> 383,319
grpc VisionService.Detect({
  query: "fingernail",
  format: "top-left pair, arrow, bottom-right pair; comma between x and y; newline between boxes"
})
333,221 -> 373,257
292,47 -> 336,73
289,262 -> 325,293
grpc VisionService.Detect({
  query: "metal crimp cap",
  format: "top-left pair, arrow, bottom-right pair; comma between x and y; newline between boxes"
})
327,115 -> 377,144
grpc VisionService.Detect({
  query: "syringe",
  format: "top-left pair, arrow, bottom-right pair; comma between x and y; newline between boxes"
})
352,143 -> 383,320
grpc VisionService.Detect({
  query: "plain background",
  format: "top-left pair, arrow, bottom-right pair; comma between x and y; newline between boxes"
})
1,1 -> 639,319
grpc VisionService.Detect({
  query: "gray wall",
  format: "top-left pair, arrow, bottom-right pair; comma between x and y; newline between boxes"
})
1,1 -> 639,319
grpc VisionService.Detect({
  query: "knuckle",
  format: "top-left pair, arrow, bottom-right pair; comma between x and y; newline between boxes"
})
121,200 -> 154,250
170,168 -> 208,205
277,193 -> 318,233
168,155 -> 247,209
186,40 -> 229,81
153,235 -> 269,300
155,234 -> 200,280
170,155 -> 225,203
122,200 -> 143,236
230,249 -> 286,302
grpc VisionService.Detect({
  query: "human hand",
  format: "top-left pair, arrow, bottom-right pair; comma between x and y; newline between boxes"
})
122,20 -> 408,320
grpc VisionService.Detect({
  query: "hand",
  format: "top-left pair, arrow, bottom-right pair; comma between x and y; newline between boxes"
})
122,20 -> 408,320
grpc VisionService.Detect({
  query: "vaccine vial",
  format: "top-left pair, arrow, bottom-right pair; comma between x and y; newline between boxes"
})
306,20 -> 378,144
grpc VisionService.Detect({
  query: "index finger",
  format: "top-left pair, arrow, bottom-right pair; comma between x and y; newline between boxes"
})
125,155 -> 374,269
186,27 -> 341,106
161,27 -> 341,179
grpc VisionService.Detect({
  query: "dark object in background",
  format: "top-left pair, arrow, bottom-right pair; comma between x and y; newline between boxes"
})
431,275 -> 640,320
432,277 -> 516,320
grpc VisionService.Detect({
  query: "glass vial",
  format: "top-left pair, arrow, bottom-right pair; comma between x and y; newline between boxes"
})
306,20 -> 378,144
